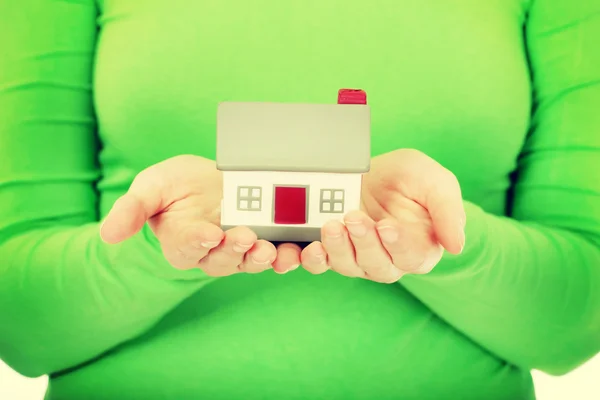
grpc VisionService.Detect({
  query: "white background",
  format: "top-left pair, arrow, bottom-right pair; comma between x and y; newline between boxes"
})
1,355 -> 599,399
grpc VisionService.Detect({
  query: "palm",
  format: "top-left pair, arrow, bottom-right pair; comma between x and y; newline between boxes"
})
101,154 -> 299,276
149,192 -> 222,235
145,157 -> 223,233
360,151 -> 432,228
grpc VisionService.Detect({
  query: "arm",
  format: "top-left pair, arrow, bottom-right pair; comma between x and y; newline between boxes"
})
400,0 -> 600,375
0,0 -> 211,377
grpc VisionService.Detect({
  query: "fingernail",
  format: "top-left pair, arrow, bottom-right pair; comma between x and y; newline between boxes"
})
377,226 -> 398,243
314,253 -> 326,264
458,229 -> 466,253
325,226 -> 343,239
345,221 -> 367,237
414,260 -> 432,274
390,265 -> 406,281
286,264 -> 300,272
233,242 -> 253,253
198,240 -> 220,249
252,256 -> 271,264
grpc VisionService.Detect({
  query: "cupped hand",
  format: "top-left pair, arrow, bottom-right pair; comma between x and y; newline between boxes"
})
100,155 -> 299,276
300,149 -> 466,283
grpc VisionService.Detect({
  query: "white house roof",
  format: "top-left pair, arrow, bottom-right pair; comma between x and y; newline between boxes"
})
216,102 -> 371,173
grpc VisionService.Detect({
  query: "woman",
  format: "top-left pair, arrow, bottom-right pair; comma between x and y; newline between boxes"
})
1,1 -> 599,399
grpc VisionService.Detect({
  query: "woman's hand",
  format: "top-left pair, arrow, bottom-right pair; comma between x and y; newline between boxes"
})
100,155 -> 299,276
300,149 -> 466,283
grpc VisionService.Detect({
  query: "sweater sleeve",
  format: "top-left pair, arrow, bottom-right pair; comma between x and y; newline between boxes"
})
0,0 -> 210,378
400,0 -> 600,376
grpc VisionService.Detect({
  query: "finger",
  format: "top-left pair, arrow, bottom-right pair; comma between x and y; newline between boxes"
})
161,222 -> 225,270
393,151 -> 465,254
199,226 -> 257,276
375,218 -> 443,274
272,243 -> 302,274
321,220 -> 365,278
343,211 -> 402,283
100,155 -> 219,244
239,240 -> 277,274
300,241 -> 329,275
423,171 -> 466,254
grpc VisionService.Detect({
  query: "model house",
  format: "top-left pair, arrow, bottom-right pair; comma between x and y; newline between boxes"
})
216,90 -> 371,242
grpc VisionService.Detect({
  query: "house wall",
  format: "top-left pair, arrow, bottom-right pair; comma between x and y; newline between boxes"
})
221,170 -> 362,228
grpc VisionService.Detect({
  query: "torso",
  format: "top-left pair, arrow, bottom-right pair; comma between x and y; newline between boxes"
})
50,1 -> 535,398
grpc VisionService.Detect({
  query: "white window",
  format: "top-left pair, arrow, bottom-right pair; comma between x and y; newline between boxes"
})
320,189 -> 344,213
237,186 -> 262,211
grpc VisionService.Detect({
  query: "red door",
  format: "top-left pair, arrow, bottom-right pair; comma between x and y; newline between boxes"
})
273,186 -> 307,224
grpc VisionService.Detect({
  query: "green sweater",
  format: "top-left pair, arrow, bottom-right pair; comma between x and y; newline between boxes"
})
1,0 -> 599,399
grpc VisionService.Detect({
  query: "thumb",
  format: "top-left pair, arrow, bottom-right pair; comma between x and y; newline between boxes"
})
423,176 -> 466,255
100,170 -> 165,244
385,149 -> 466,254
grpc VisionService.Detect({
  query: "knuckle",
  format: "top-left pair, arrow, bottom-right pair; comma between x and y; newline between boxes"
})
171,154 -> 192,164
136,165 -> 172,193
449,171 -> 460,186
397,148 -> 423,159
439,168 -> 460,190
406,148 -> 426,158
133,167 -> 158,187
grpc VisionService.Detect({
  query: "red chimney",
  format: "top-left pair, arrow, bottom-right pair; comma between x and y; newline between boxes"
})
337,89 -> 367,105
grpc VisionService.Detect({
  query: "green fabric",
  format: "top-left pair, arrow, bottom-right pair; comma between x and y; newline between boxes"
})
1,0 -> 599,399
